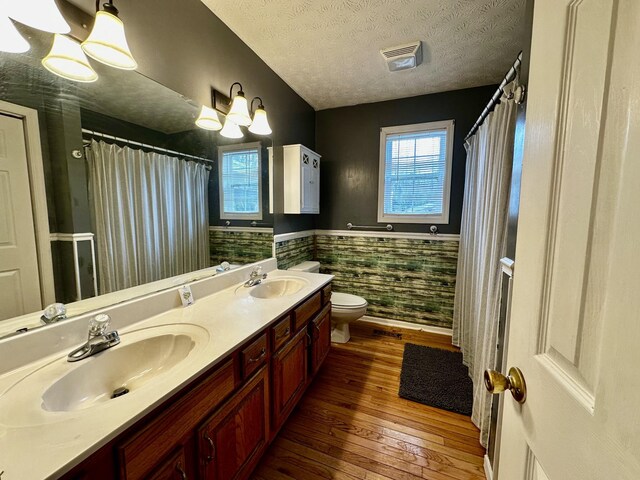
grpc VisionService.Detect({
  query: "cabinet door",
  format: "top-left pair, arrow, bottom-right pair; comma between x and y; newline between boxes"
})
311,154 -> 320,213
271,328 -> 308,432
147,447 -> 189,480
198,367 -> 269,480
311,304 -> 331,376
300,152 -> 313,212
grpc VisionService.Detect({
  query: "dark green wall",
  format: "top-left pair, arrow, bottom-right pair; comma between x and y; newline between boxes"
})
107,0 -> 315,149
315,85 -> 498,234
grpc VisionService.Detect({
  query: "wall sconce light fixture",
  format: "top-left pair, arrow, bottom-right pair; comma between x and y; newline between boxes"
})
223,82 -> 252,126
197,83 -> 274,137
42,34 -> 98,83
248,97 -> 272,136
0,13 -> 30,53
7,0 -> 71,34
195,105 -> 222,131
219,116 -> 244,139
82,1 -> 137,70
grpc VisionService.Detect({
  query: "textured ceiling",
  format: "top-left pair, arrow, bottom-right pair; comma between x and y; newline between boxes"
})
201,0 -> 526,110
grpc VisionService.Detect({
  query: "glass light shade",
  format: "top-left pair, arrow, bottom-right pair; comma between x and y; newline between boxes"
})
226,93 -> 252,126
220,117 -> 244,139
42,34 -> 98,83
82,11 -> 137,70
195,105 -> 222,131
7,0 -> 71,34
0,14 -> 30,53
248,107 -> 272,135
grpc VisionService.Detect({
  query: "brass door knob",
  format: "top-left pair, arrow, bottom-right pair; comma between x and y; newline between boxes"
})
484,367 -> 527,404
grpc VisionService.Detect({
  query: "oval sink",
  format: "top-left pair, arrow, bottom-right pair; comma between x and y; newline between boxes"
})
0,323 -> 209,423
43,333 -> 196,412
248,278 -> 308,299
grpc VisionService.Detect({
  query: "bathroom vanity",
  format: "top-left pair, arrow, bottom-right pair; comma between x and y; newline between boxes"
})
0,260 -> 333,480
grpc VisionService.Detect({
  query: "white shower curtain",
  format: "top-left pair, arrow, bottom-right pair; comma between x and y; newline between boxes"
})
453,90 -> 517,447
87,139 -> 210,294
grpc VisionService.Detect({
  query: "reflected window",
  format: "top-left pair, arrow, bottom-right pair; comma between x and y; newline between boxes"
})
378,120 -> 454,224
218,142 -> 262,220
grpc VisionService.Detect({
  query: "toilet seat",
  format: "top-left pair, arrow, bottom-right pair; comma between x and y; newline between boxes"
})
331,292 -> 368,310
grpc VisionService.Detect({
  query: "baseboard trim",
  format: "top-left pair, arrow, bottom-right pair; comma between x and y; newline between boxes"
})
359,315 -> 453,337
484,455 -> 493,480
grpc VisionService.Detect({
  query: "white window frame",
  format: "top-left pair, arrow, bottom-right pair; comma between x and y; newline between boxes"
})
377,120 -> 454,224
218,142 -> 263,220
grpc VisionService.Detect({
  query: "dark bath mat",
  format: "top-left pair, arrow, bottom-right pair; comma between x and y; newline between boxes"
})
399,343 -> 473,416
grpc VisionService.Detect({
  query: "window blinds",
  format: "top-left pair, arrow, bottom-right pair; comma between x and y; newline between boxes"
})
383,129 -> 447,216
221,148 -> 260,214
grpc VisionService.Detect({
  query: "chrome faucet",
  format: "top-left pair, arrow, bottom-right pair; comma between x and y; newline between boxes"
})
244,266 -> 267,287
41,303 -> 67,325
67,314 -> 120,362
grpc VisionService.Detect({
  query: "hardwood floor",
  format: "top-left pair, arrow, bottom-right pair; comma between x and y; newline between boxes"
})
252,321 -> 485,480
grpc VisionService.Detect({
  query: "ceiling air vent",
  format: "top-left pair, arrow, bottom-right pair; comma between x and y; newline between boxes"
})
381,41 -> 423,72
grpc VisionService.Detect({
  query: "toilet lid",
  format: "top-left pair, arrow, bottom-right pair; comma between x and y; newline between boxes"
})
331,292 -> 368,308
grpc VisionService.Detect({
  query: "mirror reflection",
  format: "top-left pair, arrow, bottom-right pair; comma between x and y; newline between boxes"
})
0,15 -> 274,331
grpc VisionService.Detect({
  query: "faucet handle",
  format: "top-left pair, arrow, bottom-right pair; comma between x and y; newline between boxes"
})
41,303 -> 67,324
89,314 -> 111,336
251,266 -> 263,277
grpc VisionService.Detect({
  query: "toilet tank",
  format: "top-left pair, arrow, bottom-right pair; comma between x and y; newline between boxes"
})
288,261 -> 320,273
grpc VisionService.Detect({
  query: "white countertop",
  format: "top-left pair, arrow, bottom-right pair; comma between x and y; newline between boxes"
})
0,261 -> 332,479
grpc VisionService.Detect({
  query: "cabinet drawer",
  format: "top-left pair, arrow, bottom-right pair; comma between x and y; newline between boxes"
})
118,359 -> 235,480
271,314 -> 292,352
293,291 -> 322,332
322,283 -> 332,305
146,447 -> 188,480
241,333 -> 268,380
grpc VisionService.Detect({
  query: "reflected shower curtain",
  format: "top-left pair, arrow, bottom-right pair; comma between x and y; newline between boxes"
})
87,139 -> 210,294
453,90 -> 517,447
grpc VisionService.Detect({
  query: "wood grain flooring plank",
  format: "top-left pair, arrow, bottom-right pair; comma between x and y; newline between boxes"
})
252,320 -> 485,479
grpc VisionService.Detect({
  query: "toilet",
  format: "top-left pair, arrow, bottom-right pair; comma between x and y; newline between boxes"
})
288,261 -> 368,343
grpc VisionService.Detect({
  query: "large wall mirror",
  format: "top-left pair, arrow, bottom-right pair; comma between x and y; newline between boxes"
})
0,3 -> 276,336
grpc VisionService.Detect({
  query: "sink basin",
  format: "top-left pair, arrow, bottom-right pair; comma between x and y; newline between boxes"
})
0,323 -> 209,423
247,278 -> 308,299
43,333 -> 195,412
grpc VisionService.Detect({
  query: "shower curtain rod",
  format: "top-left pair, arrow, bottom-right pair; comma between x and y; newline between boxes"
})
82,128 -> 214,165
464,51 -> 523,142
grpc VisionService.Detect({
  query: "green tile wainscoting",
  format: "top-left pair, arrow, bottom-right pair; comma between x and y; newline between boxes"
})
274,235 -> 315,270
315,234 -> 458,329
209,229 -> 274,266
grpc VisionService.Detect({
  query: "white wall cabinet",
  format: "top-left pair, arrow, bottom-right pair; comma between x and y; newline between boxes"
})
283,144 -> 321,214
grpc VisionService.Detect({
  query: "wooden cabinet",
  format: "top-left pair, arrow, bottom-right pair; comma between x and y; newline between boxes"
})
198,367 -> 269,480
283,144 -> 321,214
240,333 -> 268,380
118,359 -> 235,480
61,282 -> 332,480
271,328 -> 308,433
271,314 -> 292,352
311,303 -> 332,376
146,448 -> 188,480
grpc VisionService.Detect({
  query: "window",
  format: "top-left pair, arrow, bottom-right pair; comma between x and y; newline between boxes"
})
218,142 -> 262,220
378,120 -> 454,224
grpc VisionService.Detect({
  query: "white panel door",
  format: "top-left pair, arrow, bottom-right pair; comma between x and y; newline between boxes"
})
0,113 -> 42,320
496,0 -> 640,478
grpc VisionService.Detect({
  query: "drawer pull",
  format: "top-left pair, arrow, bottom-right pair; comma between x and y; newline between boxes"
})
204,433 -> 215,462
276,326 -> 290,339
248,347 -> 266,363
175,462 -> 187,479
